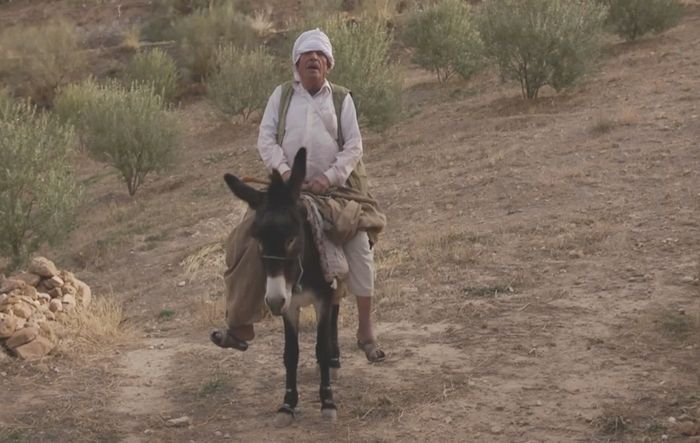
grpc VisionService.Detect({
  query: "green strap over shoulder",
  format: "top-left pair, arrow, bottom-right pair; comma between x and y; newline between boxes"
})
275,81 -> 368,195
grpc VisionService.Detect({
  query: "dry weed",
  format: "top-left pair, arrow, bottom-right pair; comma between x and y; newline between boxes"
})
590,106 -> 640,134
180,243 -> 225,285
56,295 -> 135,357
414,228 -> 490,265
375,247 -> 410,278
121,25 -> 141,51
376,280 -> 406,310
191,294 -> 225,328
248,8 -> 275,38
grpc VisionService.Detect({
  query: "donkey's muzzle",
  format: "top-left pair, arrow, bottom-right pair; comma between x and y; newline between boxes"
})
265,295 -> 286,316
265,275 -> 290,316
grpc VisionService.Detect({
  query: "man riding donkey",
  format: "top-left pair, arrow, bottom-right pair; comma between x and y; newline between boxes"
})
211,28 -> 387,363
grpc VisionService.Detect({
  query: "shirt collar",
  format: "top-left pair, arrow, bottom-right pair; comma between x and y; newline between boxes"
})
293,79 -> 331,97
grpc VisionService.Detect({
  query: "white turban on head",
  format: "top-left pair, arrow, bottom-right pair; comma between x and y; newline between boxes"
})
292,28 -> 334,81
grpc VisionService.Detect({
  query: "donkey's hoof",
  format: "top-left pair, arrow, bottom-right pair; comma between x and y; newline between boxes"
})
321,407 -> 337,422
273,412 -> 294,428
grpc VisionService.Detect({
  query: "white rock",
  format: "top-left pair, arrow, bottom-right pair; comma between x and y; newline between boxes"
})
6,326 -> 39,349
43,276 -> 64,290
75,279 -> 92,307
0,315 -> 18,338
166,416 -> 192,427
14,335 -> 54,360
28,257 -> 59,278
62,294 -> 76,311
49,299 -> 63,313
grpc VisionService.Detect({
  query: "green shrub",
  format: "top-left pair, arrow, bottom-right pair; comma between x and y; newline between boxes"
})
601,0 -> 682,41
0,20 -> 87,107
206,45 -> 284,120
402,0 -> 484,83
173,1 -> 259,81
124,48 -> 179,103
313,15 -> 403,130
479,0 -> 607,99
55,80 -> 181,196
0,91 -> 81,270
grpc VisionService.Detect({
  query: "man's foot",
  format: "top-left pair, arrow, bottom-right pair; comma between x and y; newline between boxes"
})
356,338 -> 386,363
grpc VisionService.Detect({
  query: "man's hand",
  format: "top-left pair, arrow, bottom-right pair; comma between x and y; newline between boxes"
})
282,170 -> 291,182
303,175 -> 331,194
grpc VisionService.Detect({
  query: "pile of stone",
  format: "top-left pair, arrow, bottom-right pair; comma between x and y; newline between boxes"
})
0,257 -> 92,360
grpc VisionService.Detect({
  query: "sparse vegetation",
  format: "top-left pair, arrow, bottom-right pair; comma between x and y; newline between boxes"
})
198,375 -> 232,397
595,411 -> 630,436
158,309 -> 176,320
479,0 -> 608,99
0,20 -> 87,106
57,296 -> 134,355
402,0 -> 484,83
660,311 -> 696,340
55,79 -> 181,196
0,92 -> 81,270
124,48 -> 180,103
601,0 -> 682,41
206,45 -> 284,119
316,14 -> 403,130
173,1 -> 259,81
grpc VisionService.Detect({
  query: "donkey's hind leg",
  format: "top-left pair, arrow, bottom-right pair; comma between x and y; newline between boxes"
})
274,313 -> 299,428
316,300 -> 337,421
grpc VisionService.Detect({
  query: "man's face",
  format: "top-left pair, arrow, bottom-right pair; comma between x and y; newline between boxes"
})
296,50 -> 329,86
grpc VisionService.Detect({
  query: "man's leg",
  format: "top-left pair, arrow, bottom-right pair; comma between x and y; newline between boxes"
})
345,232 -> 385,362
355,294 -> 375,344
212,209 -> 265,349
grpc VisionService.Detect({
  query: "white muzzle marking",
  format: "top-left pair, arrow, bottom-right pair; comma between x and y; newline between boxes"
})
265,275 -> 292,315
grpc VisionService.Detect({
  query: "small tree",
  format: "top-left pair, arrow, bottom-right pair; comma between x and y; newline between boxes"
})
124,48 -> 180,103
55,80 -> 181,196
479,0 -> 607,99
317,14 -> 404,130
601,0 -> 682,41
206,45 -> 284,120
402,0 -> 484,83
0,20 -> 87,107
0,92 -> 81,270
173,1 -> 259,81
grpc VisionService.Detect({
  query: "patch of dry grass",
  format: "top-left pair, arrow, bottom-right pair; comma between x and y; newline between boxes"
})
375,280 -> 406,310
590,106 -> 641,135
414,228 -> 492,266
180,243 -> 225,283
56,295 -> 135,358
191,294 -> 225,328
375,247 -> 410,278
595,409 -> 630,436
658,309 -> 699,341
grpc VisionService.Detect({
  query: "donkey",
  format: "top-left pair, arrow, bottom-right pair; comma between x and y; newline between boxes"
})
223,148 -> 340,425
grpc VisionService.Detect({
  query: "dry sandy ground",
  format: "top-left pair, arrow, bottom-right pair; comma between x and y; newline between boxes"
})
1,2 -> 699,442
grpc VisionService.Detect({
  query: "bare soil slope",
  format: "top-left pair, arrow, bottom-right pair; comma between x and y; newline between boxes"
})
1,2 -> 699,442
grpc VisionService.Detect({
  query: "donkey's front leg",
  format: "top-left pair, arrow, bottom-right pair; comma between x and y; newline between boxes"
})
316,301 -> 337,421
274,315 -> 299,428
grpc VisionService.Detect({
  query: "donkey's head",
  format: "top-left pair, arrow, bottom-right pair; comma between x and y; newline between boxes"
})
224,148 -> 307,316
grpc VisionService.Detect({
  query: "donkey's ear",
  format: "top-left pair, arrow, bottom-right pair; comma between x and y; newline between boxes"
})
288,148 -> 307,198
224,174 -> 263,209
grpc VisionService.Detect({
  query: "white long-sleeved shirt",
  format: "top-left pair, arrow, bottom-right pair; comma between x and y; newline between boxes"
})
257,80 -> 363,186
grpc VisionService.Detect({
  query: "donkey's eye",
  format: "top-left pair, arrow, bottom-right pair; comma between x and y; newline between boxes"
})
286,237 -> 299,252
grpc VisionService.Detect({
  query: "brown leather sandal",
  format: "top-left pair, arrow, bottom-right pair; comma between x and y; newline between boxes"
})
357,339 -> 386,363
210,329 -> 249,351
